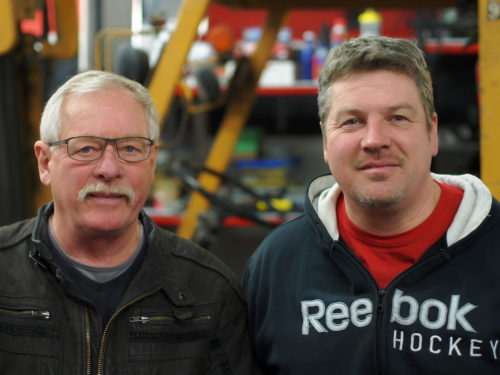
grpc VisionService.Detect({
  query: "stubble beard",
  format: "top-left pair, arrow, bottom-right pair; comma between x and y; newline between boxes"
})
356,191 -> 404,208
355,177 -> 406,208
352,155 -> 406,208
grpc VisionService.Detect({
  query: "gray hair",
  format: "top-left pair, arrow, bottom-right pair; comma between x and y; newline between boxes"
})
40,70 -> 159,142
318,36 -> 434,131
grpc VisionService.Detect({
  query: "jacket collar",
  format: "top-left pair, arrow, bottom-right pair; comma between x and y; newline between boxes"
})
304,174 -> 338,247
431,173 -> 493,245
134,212 -> 197,309
30,203 -> 196,310
30,202 -> 59,272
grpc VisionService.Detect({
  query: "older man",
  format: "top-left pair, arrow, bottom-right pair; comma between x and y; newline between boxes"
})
0,70 -> 259,374
243,37 -> 500,374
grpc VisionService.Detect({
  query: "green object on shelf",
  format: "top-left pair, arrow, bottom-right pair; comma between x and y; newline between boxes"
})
233,126 -> 263,159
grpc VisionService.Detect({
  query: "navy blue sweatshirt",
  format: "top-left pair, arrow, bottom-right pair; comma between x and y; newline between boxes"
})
243,173 -> 500,374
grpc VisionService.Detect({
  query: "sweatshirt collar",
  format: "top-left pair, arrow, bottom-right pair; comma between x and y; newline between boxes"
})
431,173 -> 492,245
308,173 -> 493,247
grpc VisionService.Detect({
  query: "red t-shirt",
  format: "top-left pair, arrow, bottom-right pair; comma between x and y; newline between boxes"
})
336,182 -> 464,288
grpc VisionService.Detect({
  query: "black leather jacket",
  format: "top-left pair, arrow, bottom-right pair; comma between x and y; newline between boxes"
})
0,203 -> 259,374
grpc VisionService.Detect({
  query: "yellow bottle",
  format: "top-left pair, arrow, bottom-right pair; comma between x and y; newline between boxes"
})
358,8 -> 382,37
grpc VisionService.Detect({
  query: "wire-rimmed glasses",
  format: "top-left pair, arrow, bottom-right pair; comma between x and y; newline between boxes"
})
48,136 -> 154,162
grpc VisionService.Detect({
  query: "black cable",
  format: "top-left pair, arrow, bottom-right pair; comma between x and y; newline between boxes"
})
173,159 -> 286,228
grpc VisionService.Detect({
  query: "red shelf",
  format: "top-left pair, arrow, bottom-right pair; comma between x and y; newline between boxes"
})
148,212 -> 296,228
257,84 -> 318,96
424,39 -> 478,55
175,82 -> 318,97
151,214 -> 260,228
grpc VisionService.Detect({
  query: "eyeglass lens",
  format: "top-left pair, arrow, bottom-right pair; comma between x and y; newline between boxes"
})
67,137 -> 151,162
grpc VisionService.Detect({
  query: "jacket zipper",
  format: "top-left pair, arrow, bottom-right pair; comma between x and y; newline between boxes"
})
96,288 -> 160,375
331,237 -> 457,374
129,314 -> 212,324
333,242 -> 387,374
370,251 -> 453,375
0,307 -> 51,319
376,288 -> 386,375
84,307 -> 91,375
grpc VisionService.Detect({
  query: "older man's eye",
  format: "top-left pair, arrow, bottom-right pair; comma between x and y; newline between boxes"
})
124,145 -> 138,153
73,144 -> 99,155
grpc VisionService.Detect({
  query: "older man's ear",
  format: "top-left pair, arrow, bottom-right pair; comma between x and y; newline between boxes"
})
34,140 -> 52,187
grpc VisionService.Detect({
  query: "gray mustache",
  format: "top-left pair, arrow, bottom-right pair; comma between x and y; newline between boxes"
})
77,183 -> 135,205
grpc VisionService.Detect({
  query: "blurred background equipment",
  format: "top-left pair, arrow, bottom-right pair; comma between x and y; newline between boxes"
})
0,0 -> 77,226
2,0 -> 500,274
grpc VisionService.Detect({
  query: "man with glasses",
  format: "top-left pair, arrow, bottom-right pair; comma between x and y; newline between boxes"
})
0,70 -> 259,374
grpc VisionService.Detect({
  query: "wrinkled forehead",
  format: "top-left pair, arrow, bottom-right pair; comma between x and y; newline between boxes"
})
59,89 -> 148,137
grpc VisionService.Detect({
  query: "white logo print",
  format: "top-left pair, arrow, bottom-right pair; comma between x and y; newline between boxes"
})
301,291 -> 500,360
301,289 -> 477,335
390,289 -> 477,333
301,298 -> 372,335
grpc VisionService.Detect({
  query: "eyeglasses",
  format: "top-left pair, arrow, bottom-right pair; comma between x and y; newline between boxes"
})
48,136 -> 154,162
